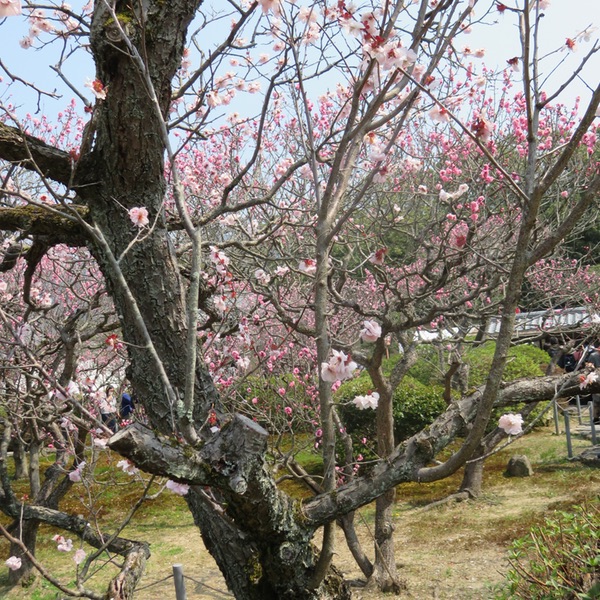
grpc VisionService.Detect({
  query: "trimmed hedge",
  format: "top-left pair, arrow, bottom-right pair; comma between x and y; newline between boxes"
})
336,373 -> 446,450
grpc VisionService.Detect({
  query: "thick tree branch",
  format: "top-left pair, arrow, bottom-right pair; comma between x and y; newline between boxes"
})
109,415 -> 269,494
0,122 -> 74,186
301,368 -> 595,526
0,205 -> 89,244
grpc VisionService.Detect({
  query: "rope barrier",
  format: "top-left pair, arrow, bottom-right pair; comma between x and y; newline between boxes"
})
183,573 -> 234,597
133,573 -> 173,591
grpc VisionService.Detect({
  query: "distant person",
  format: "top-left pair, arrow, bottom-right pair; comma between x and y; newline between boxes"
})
99,385 -> 118,433
120,392 -> 134,420
585,344 -> 600,422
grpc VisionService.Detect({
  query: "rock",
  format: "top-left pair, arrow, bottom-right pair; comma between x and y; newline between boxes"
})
505,455 -> 533,477
578,446 -> 600,468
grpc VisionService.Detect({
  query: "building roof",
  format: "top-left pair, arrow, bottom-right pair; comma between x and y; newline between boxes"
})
486,307 -> 598,337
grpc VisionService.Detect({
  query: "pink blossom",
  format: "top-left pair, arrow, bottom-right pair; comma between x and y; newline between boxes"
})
5,556 -> 21,571
68,461 -> 86,483
369,248 -> 387,265
579,371 -> 598,390
166,480 -> 190,496
472,117 -> 493,142
507,57 -> 520,72
19,36 -> 33,49
236,356 -> 250,371
298,259 -> 317,275
284,406 -> 292,415
73,549 -> 86,565
85,78 -> 107,100
128,207 -> 149,228
0,0 -> 21,17
429,105 -> 450,123
53,535 -> 73,552
206,90 -> 222,108
255,269 -> 271,285
209,246 -> 230,271
117,459 -> 139,476
275,266 -> 289,277
214,295 -> 227,312
360,320 -> 381,343
257,0 -> 281,15
498,413 -> 523,435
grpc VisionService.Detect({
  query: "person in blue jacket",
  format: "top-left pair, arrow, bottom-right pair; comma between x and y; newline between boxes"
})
120,391 -> 135,420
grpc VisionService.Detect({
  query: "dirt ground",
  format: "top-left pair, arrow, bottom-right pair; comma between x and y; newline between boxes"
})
2,429 -> 598,599
136,478 -> 598,600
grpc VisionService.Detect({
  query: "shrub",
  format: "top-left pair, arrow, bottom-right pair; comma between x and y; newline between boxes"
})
493,501 -> 600,599
466,342 -> 548,388
336,373 -> 446,464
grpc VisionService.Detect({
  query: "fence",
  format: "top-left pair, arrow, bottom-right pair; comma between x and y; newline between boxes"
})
553,396 -> 598,458
134,563 -> 233,599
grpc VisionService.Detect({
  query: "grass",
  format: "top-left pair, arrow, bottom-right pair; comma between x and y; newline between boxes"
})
0,426 -> 598,599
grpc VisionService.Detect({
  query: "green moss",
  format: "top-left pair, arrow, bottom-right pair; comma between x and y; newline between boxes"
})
245,552 -> 263,585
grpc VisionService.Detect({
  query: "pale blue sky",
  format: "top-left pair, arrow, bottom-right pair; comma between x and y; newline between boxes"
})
0,1 -> 598,121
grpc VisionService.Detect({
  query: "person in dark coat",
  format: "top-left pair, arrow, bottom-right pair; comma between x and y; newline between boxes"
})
585,345 -> 600,422
120,392 -> 135,420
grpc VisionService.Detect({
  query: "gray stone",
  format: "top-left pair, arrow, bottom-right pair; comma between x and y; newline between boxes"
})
505,455 -> 533,477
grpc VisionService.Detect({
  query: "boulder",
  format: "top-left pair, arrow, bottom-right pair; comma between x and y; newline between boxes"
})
505,455 -> 533,477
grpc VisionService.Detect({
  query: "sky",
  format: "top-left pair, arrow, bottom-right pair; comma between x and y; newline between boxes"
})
0,1 -> 598,121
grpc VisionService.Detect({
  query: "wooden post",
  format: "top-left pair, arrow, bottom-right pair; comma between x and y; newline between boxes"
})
564,412 -> 573,459
552,399 -> 560,435
173,563 -> 186,600
590,404 -> 597,446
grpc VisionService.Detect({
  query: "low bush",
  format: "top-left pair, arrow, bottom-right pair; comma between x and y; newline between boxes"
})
466,342 -> 549,388
336,373 -> 446,464
493,500 -> 600,599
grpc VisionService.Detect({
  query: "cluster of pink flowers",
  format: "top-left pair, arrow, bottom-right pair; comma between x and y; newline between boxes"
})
53,534 -> 73,552
51,535 -> 86,564
210,246 -> 230,277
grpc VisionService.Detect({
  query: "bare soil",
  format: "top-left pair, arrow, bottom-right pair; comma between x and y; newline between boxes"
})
133,429 -> 599,600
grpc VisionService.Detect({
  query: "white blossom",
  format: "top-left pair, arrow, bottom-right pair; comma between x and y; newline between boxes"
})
498,413 -> 523,435
352,392 -> 379,410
